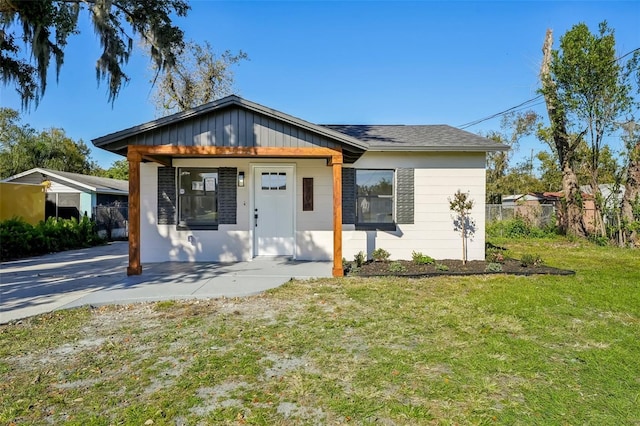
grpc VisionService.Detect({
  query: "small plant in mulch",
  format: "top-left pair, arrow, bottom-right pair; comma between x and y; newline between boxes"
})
520,253 -> 543,267
372,248 -> 391,262
389,261 -> 407,273
412,251 -> 435,265
435,263 -> 449,271
354,251 -> 366,267
486,246 -> 506,263
485,262 -> 503,273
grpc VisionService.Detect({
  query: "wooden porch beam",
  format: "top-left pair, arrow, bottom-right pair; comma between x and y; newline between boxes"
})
128,145 -> 342,158
141,154 -> 172,167
332,154 -> 344,277
126,150 -> 142,275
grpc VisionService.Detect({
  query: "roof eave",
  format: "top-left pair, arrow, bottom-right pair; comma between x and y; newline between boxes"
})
366,145 -> 510,153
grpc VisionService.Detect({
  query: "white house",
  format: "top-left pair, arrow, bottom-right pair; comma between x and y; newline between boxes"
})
92,96 -> 507,276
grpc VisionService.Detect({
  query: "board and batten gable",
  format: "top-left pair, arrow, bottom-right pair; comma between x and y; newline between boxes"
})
342,151 -> 487,261
124,107 -> 343,151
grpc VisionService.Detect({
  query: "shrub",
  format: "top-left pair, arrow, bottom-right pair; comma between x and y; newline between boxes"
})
372,248 -> 390,262
485,262 -> 503,273
485,247 -> 505,263
412,251 -> 435,265
487,217 -> 560,239
0,216 -> 104,261
435,263 -> 449,271
389,261 -> 407,273
520,253 -> 543,267
353,251 -> 366,267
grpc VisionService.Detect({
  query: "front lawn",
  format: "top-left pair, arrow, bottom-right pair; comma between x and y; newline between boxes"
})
1,238 -> 639,425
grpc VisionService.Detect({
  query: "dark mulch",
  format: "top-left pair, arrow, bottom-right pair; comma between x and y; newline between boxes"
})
348,258 -> 575,277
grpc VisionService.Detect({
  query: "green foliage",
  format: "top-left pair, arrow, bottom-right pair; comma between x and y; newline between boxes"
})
96,159 -> 129,180
435,263 -> 449,271
0,216 -> 104,261
1,0 -> 190,109
485,262 -> 503,273
372,248 -> 390,262
0,108 -> 98,178
487,217 -> 560,239
485,247 -> 505,263
588,234 -> 609,246
388,261 -> 407,273
520,253 -> 543,267
411,251 -> 434,265
353,251 -> 366,268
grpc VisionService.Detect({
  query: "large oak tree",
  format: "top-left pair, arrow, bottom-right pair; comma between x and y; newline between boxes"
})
0,0 -> 189,109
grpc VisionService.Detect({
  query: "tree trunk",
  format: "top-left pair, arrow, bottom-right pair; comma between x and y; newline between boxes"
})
540,29 -> 587,237
561,159 -> 587,237
621,140 -> 640,246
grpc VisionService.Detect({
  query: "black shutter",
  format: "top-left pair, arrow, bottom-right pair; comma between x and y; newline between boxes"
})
342,168 -> 356,224
396,168 -> 414,224
218,167 -> 237,225
157,167 -> 176,225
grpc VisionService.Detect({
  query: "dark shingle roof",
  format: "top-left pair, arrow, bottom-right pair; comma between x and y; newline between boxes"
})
323,125 -> 508,152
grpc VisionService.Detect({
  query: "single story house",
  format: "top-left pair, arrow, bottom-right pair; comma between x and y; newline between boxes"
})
2,168 -> 128,220
92,95 -> 507,276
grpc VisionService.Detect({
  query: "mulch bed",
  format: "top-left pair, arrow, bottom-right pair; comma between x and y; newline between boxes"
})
348,258 -> 575,277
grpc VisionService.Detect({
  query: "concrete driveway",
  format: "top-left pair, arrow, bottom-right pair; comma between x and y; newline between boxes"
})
0,242 -> 331,324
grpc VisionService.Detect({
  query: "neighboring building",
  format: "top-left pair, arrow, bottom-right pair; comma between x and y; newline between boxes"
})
0,182 -> 46,224
92,95 -> 508,276
2,168 -> 128,220
500,192 -> 560,227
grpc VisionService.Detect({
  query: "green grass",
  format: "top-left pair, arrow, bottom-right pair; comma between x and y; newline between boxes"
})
1,237 -> 639,425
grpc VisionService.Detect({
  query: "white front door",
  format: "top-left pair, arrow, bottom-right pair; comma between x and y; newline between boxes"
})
253,165 -> 295,256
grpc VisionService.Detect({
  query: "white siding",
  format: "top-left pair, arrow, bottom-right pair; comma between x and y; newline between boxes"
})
139,151 -> 488,264
140,159 -> 335,263
342,152 -> 487,262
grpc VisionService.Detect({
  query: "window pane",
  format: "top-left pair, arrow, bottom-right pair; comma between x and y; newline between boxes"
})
178,168 -> 218,226
180,170 -> 217,195
356,170 -> 394,224
356,170 -> 393,196
274,172 -> 286,190
357,196 -> 393,223
261,173 -> 270,190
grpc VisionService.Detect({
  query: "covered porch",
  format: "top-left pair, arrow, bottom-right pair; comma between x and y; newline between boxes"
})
126,145 -> 346,277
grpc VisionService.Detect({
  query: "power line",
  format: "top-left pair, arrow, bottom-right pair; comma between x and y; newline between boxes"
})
458,95 -> 543,129
458,46 -> 640,131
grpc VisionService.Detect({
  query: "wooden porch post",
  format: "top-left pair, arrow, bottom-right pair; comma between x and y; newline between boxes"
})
127,149 -> 142,275
332,154 -> 344,277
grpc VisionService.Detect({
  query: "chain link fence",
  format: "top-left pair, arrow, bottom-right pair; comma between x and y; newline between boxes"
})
93,204 -> 128,240
486,204 -> 556,227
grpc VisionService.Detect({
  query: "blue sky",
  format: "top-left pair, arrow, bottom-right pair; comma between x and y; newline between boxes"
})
2,1 -> 639,169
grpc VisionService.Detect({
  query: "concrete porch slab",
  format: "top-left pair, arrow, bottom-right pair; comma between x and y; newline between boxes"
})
0,242 -> 332,324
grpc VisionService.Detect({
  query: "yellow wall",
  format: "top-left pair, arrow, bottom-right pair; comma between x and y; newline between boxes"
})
0,182 -> 46,225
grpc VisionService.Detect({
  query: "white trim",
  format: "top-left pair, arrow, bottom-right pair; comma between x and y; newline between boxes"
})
2,168 -> 127,195
250,163 -> 297,259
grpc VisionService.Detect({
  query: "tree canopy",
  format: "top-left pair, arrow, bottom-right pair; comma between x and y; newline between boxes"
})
0,107 -> 97,178
0,0 -> 190,109
151,40 -> 247,115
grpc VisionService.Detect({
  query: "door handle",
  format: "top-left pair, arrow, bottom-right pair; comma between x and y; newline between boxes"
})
254,209 -> 258,227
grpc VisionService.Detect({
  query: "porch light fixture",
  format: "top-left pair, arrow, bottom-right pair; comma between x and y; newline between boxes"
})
238,171 -> 245,187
